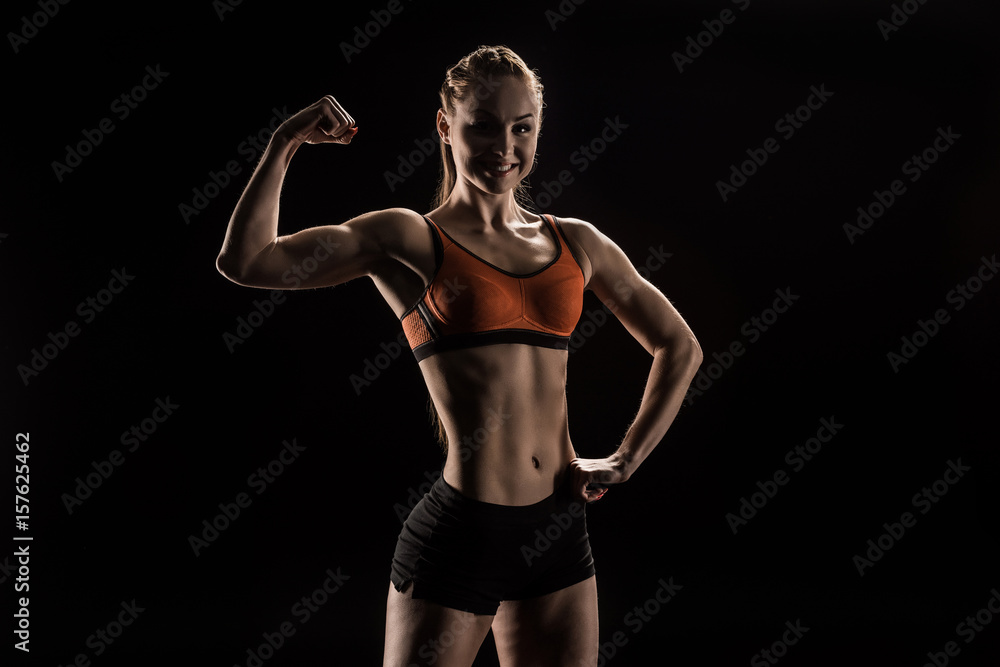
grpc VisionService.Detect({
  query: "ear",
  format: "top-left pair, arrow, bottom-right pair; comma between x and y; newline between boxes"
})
436,109 -> 451,145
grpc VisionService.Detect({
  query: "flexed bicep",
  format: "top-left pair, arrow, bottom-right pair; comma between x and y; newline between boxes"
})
216,95 -> 363,288
221,208 -> 415,290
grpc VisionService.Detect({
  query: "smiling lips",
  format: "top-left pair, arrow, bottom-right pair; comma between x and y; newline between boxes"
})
483,161 -> 518,177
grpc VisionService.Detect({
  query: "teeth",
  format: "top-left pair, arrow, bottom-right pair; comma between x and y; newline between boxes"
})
488,164 -> 514,172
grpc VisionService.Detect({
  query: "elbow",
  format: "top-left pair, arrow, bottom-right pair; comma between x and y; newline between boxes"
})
687,336 -> 704,368
655,334 -> 703,372
680,336 -> 703,374
216,252 -> 247,285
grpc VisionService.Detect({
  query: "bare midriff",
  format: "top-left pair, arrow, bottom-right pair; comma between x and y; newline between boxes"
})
419,343 -> 576,506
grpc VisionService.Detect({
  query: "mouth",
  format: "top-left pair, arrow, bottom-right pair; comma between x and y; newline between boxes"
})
481,161 -> 519,177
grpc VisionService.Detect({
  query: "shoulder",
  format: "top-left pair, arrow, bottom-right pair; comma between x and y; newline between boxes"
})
548,215 -> 615,248
547,215 -> 621,279
545,215 -> 606,289
348,207 -> 425,231
548,214 -> 647,292
342,207 -> 429,247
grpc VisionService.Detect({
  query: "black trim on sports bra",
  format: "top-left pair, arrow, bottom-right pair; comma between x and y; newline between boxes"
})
411,329 -> 569,362
428,215 -> 563,279
398,216 -> 444,324
550,216 -> 587,282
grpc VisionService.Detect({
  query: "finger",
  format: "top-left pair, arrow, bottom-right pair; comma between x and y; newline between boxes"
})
332,126 -> 359,145
325,95 -> 356,129
305,98 -> 352,143
317,112 -> 352,142
585,481 -> 608,503
320,96 -> 356,136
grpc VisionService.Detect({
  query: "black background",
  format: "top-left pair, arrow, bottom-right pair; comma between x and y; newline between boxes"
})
5,0 -> 1000,665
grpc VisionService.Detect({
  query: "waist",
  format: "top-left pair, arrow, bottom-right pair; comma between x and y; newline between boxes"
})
434,469 -> 578,518
420,345 -> 575,504
443,437 -> 576,506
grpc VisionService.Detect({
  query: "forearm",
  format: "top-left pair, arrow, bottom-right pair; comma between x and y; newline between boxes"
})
612,340 -> 702,478
217,133 -> 302,278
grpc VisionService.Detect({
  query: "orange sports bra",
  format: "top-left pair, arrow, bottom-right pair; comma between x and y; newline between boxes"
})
401,214 -> 585,361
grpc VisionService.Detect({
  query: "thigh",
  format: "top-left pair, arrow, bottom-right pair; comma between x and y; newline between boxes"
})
384,581 -> 495,667
492,575 -> 599,667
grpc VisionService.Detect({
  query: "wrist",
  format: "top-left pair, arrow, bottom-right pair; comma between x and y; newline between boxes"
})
269,128 -> 303,154
610,451 -> 635,482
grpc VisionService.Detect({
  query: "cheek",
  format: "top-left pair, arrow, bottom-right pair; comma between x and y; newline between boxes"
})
455,130 -> 489,155
518,138 -> 537,166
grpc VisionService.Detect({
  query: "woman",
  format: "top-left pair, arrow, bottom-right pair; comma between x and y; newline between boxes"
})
217,45 -> 702,666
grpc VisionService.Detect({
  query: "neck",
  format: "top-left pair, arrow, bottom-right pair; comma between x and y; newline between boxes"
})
435,177 -> 528,229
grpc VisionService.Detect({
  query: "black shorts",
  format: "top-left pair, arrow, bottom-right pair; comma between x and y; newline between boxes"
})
390,472 -> 596,615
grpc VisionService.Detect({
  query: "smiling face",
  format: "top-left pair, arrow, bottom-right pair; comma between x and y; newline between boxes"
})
439,75 -> 540,197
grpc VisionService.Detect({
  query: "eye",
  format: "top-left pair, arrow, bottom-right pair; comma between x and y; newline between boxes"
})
514,124 -> 533,134
470,120 -> 492,131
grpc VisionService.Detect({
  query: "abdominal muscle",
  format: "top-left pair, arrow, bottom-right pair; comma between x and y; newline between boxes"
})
419,343 -> 577,506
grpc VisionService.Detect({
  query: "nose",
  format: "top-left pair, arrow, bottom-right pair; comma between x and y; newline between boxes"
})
492,130 -> 514,157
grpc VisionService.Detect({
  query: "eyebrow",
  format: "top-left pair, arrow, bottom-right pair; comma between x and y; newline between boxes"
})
473,110 -> 535,121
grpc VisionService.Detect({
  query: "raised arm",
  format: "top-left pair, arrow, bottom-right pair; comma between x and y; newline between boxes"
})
562,218 -> 703,501
216,96 -> 408,290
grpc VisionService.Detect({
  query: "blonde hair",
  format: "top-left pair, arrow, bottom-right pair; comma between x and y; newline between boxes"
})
432,45 -> 545,209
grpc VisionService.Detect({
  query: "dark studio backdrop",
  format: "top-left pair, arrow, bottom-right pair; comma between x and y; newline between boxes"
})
5,0 -> 1000,665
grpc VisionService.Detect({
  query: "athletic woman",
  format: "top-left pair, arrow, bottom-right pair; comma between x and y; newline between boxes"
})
217,45 -> 702,666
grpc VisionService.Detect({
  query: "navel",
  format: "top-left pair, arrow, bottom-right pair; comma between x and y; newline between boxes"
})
531,456 -> 540,469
